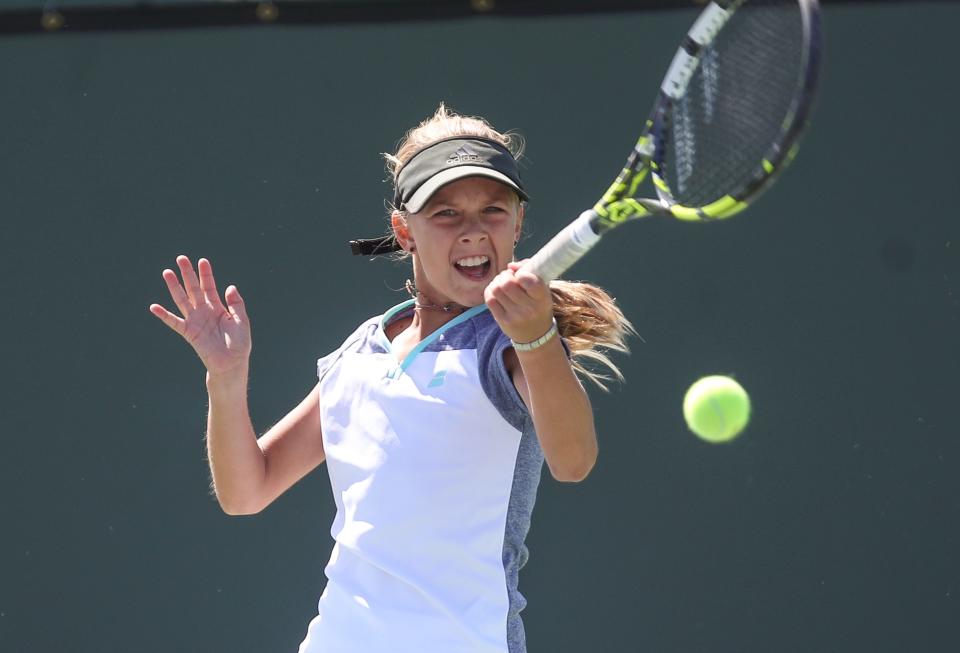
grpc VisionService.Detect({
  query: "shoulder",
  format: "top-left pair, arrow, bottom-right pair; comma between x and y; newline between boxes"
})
470,309 -> 511,352
335,314 -> 384,355
316,313 -> 384,380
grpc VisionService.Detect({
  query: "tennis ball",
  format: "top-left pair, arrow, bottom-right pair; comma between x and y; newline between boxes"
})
683,375 -> 751,443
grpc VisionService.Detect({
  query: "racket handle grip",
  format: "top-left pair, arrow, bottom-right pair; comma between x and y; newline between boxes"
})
523,210 -> 602,281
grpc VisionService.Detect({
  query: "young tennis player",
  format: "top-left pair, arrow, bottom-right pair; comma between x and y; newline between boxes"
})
149,105 -> 632,653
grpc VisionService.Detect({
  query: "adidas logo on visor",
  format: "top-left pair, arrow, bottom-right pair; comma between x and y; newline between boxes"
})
446,145 -> 483,165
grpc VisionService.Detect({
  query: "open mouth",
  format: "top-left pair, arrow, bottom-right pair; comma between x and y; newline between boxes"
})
454,255 -> 491,281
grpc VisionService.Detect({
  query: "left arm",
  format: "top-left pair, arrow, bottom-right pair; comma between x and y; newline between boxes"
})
485,262 -> 598,482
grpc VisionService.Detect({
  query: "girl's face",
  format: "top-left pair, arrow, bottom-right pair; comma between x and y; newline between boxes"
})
394,176 -> 523,308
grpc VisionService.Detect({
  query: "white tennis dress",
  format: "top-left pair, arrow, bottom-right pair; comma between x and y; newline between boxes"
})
298,300 -> 545,653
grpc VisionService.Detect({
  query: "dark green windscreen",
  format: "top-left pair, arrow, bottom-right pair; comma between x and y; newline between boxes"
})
0,4 -> 957,652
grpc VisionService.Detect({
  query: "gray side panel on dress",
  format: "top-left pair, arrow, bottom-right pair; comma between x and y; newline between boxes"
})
473,311 -> 544,653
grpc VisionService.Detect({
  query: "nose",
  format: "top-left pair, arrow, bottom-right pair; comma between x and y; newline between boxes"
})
459,214 -> 488,244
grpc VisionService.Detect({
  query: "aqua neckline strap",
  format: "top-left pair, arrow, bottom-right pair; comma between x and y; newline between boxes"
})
379,301 -> 489,376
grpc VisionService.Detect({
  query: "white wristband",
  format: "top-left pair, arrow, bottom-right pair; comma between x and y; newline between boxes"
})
511,318 -> 559,352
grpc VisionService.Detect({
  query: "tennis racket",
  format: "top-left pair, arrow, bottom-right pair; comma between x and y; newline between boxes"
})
524,0 -> 822,282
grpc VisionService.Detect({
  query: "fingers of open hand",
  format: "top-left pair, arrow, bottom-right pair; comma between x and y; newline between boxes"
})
197,258 -> 227,311
162,267 -> 194,317
154,257 -> 241,343
176,255 -> 203,308
149,303 -> 186,335
166,256 -> 229,316
224,285 -> 247,324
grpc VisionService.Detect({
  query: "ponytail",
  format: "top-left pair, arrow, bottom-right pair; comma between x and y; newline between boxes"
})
550,280 -> 636,391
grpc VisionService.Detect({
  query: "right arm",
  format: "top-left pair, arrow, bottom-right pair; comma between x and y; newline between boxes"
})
206,371 -> 325,515
150,256 -> 325,516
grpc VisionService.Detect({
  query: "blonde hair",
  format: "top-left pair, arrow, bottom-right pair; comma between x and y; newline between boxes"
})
388,104 -> 635,390
385,103 -> 524,181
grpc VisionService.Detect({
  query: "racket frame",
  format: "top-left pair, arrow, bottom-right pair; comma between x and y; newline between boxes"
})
526,0 -> 822,282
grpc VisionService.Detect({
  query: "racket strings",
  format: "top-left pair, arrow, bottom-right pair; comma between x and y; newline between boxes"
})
660,0 -> 808,208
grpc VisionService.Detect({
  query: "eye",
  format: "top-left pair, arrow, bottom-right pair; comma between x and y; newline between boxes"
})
484,205 -> 507,214
432,208 -> 459,218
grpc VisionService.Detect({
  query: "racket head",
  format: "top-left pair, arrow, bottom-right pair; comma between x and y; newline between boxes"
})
597,0 -> 822,228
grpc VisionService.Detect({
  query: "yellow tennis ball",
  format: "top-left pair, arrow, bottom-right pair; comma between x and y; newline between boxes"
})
683,375 -> 751,443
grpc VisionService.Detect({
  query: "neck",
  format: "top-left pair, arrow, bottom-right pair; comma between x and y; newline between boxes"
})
405,279 -> 466,315
385,283 -> 465,346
